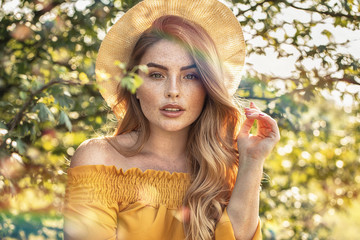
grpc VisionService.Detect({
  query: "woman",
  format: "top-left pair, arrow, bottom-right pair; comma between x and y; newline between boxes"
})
64,0 -> 280,240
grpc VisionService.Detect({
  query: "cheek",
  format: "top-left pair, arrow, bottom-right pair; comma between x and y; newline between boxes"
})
136,84 -> 160,115
137,80 -> 154,101
193,83 -> 207,103
187,85 -> 207,114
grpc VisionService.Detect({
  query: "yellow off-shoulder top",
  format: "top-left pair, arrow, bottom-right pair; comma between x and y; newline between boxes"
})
64,165 -> 261,240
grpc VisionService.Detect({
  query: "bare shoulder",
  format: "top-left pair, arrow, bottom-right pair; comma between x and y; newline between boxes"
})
69,132 -> 138,168
69,137 -> 111,168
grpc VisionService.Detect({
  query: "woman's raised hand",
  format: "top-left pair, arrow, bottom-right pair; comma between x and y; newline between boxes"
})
237,102 -> 280,167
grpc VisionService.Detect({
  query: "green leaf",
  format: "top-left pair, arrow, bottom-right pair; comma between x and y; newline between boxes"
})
30,124 -> 39,142
59,110 -> 72,132
138,64 -> 148,74
55,95 -> 74,109
119,72 -> 144,94
19,122 -> 30,137
79,72 -> 89,83
19,91 -> 28,100
48,85 -> 63,96
30,80 -> 43,92
16,138 -> 26,154
114,60 -> 127,70
120,76 -> 135,93
37,103 -> 54,122
0,121 -> 7,130
0,101 -> 13,108
321,29 -> 333,40
133,74 -> 143,89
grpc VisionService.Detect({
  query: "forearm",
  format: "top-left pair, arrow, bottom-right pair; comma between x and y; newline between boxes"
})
227,159 -> 264,240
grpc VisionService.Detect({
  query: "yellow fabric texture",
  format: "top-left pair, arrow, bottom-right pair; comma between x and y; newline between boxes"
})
64,165 -> 261,240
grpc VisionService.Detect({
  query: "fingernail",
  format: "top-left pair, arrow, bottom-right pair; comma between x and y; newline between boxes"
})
245,107 -> 250,110
259,113 -> 264,117
245,113 -> 251,116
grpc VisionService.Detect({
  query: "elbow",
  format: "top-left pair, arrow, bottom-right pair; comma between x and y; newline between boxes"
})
234,228 -> 254,240
233,219 -> 260,240
228,211 -> 258,240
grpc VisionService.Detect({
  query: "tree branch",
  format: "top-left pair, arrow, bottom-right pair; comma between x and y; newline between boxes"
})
235,0 -> 268,15
243,96 -> 280,101
267,73 -> 360,86
286,2 -> 360,21
3,79 -> 82,144
323,75 -> 360,85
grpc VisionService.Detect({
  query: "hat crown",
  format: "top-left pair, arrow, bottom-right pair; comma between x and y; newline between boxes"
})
96,0 -> 245,118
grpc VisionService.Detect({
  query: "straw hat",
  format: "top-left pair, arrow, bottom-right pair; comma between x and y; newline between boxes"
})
95,0 -> 245,119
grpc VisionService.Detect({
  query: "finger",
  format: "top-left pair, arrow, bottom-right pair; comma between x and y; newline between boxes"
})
244,111 -> 278,136
258,113 -> 280,140
244,109 -> 262,119
245,108 -> 270,123
250,101 -> 261,111
238,116 -> 255,136
244,108 -> 260,116
243,105 -> 278,134
244,111 -> 268,134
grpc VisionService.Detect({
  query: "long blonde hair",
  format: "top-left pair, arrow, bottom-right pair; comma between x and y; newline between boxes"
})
111,15 -> 242,240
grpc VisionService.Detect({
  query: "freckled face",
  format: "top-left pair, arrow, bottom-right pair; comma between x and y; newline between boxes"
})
136,39 -> 207,133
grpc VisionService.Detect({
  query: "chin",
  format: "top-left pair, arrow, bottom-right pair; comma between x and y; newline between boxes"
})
156,122 -> 192,133
162,125 -> 189,132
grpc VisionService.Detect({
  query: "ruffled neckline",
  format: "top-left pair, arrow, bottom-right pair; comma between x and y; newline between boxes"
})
66,164 -> 191,208
68,164 -> 191,179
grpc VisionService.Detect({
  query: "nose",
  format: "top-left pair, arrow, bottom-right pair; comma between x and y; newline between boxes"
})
165,75 -> 180,98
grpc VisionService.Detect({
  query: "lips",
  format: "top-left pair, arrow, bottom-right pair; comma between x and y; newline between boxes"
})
160,104 -> 185,118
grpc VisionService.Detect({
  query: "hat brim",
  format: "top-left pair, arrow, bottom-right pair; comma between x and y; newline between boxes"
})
96,0 -> 245,113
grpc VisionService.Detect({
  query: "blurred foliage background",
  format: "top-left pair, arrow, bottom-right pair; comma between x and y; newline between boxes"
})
0,0 -> 359,239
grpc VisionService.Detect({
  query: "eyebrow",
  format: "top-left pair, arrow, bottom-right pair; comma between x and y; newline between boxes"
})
146,62 -> 197,71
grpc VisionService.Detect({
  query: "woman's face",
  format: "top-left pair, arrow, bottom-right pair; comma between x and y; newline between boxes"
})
136,39 -> 207,133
